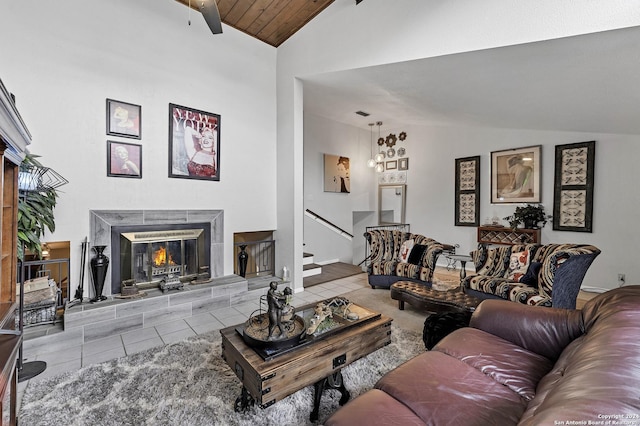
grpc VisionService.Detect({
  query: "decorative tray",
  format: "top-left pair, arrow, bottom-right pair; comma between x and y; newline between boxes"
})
236,299 -> 380,361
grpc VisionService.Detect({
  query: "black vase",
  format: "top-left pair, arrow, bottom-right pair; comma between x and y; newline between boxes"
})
90,245 -> 109,303
238,244 -> 248,278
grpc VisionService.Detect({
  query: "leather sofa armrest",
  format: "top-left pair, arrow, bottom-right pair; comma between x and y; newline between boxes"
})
470,300 -> 583,361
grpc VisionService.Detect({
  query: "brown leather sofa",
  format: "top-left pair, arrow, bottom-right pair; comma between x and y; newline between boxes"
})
326,286 -> 640,425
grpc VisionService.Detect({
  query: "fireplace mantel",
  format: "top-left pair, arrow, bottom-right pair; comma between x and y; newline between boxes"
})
89,210 -> 223,297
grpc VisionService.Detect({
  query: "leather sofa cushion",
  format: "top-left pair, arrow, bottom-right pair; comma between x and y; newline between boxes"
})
434,328 -> 554,401
375,351 -> 527,425
324,389 -> 424,426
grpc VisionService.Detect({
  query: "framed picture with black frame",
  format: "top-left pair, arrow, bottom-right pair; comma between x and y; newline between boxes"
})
107,140 -> 142,179
455,155 -> 480,226
553,141 -> 595,232
106,99 -> 141,139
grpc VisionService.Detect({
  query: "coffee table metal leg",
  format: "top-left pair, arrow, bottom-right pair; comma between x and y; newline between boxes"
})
234,386 -> 255,412
310,371 -> 350,422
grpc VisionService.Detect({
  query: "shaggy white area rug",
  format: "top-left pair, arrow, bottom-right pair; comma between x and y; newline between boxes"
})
20,325 -> 424,425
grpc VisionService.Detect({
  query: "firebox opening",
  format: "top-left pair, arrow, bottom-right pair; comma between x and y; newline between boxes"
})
111,223 -> 211,294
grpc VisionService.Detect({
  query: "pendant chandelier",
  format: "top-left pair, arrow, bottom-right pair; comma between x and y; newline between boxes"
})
374,121 -> 385,172
366,123 -> 376,168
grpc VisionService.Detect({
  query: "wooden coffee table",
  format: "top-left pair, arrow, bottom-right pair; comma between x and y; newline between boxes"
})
220,301 -> 392,422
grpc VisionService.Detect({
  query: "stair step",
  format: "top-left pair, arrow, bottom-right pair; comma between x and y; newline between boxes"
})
303,263 -> 322,277
303,252 -> 314,265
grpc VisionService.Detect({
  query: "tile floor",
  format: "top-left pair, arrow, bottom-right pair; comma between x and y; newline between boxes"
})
17,273 -> 370,410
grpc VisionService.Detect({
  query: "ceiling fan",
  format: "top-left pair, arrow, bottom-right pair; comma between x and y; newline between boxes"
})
188,0 -> 222,35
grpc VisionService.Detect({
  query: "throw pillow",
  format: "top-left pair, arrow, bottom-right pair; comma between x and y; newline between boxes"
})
519,261 -> 542,288
407,244 -> 428,265
398,239 -> 415,263
506,250 -> 530,281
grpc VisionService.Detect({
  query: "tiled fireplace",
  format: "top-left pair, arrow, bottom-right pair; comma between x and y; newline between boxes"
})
89,210 -> 223,297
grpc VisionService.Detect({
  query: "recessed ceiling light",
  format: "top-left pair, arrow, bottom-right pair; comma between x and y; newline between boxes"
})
355,111 -> 370,117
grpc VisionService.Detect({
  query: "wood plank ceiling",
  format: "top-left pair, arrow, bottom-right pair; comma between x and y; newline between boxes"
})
175,0 -> 335,47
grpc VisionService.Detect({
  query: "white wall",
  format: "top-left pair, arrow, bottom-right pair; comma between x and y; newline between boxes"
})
304,118 -> 640,291
398,125 -> 639,290
278,0 -> 640,291
303,113 -> 377,264
0,0 -> 278,297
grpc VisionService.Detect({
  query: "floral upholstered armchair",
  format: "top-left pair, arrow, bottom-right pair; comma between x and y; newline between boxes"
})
462,243 -> 601,309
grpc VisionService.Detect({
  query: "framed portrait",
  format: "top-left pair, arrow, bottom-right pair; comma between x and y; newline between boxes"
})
106,99 -> 141,139
323,154 -> 350,193
169,103 -> 220,181
398,158 -> 409,170
491,145 -> 541,204
455,156 -> 480,226
107,141 -> 142,179
386,160 -> 397,170
553,141 -> 595,232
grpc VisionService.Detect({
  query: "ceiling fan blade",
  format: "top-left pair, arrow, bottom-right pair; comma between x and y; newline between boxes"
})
199,0 -> 223,35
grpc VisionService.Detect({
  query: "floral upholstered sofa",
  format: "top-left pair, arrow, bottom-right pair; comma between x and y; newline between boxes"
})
364,229 -> 445,289
462,243 -> 600,309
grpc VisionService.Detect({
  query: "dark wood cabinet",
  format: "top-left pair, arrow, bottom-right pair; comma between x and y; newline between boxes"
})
477,226 -> 540,246
0,78 -> 30,426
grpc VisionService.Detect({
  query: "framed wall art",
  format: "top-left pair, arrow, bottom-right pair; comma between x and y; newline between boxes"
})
107,141 -> 142,179
106,99 -> 141,139
455,156 -> 480,226
378,171 -> 407,184
553,141 -> 595,232
491,145 -> 541,204
386,160 -> 397,170
323,154 -> 350,193
398,157 -> 409,170
169,103 -> 220,181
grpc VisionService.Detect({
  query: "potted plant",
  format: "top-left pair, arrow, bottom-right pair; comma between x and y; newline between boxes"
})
17,153 -> 63,260
503,204 -> 551,230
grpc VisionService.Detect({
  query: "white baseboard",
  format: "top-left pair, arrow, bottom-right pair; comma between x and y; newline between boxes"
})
317,259 -> 339,266
580,286 -> 609,293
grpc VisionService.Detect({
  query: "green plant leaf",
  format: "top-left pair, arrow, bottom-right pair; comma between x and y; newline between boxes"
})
17,153 -> 63,260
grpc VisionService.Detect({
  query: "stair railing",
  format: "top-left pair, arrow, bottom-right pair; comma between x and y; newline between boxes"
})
304,209 -> 353,240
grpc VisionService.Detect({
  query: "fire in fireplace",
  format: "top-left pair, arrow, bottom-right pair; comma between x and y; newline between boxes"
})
111,223 -> 211,294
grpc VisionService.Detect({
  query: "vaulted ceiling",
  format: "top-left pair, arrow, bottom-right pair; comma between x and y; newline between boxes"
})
175,0 -> 335,47
172,2 -> 640,137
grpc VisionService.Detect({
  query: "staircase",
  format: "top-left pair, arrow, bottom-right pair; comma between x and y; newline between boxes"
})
303,252 -> 322,277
